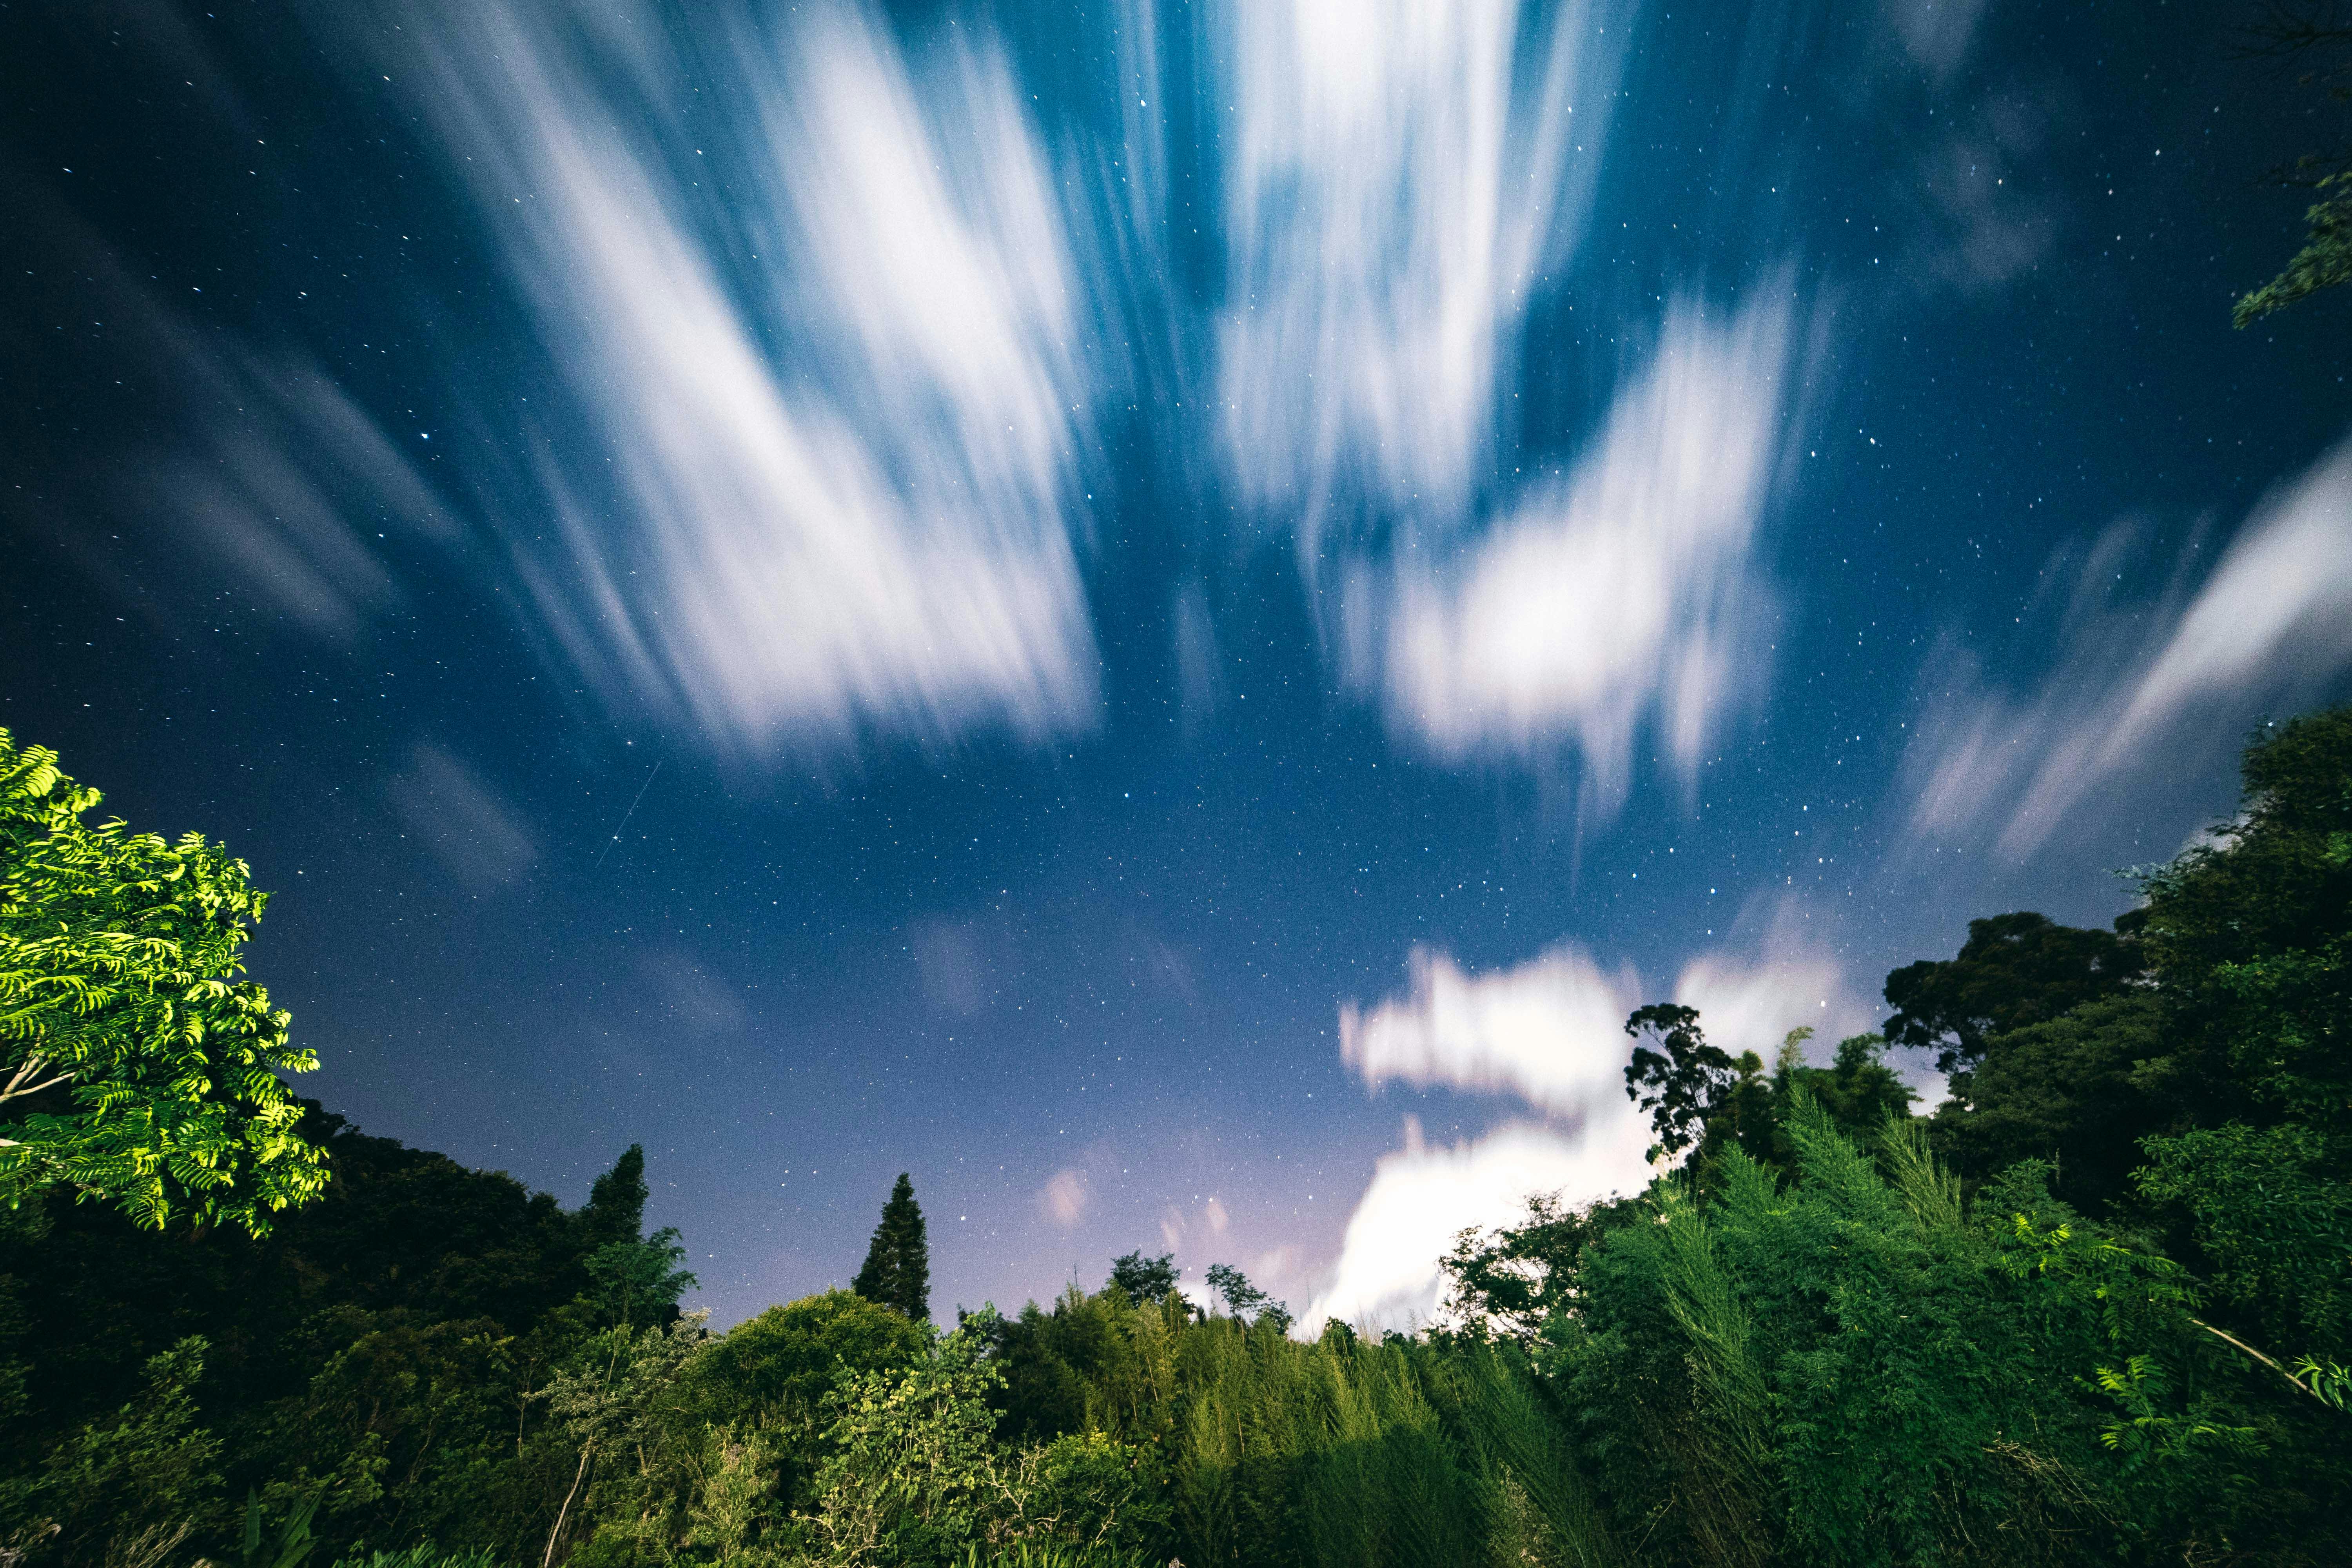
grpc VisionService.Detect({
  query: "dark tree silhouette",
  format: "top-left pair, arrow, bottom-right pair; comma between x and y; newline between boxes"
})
852,1171 -> 931,1322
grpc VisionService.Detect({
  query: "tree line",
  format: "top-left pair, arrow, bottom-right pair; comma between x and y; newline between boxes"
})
2,708 -> 2348,1566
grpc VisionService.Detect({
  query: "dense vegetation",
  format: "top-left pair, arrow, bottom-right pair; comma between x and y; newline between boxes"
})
2,708 -> 2347,1566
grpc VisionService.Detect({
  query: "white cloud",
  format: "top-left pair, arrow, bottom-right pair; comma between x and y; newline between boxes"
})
1902,436 -> 2352,860
1351,293 -> 1792,797
1341,944 -> 1639,1121
1318,910 -> 1877,1331
1216,0 -> 1627,547
384,743 -> 538,892
1042,1168 -> 1089,1227
385,2 -> 1101,757
1305,1121 -> 1642,1332
134,334 -> 452,645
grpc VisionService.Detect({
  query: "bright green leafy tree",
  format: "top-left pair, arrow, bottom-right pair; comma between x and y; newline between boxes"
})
0,731 -> 325,1234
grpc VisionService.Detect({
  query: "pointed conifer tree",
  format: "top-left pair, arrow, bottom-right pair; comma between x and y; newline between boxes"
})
581,1143 -> 648,1249
851,1171 -> 931,1321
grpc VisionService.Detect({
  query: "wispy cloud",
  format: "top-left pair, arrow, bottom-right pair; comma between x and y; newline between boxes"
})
1347,292 -> 1793,798
385,742 -> 539,892
1041,1168 -> 1090,1227
1216,0 -> 1627,548
1901,436 -> 2352,860
379,0 -> 1102,757
634,950 -> 753,1038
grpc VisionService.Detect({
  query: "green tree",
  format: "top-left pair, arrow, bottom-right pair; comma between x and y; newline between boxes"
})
1202,1264 -> 1290,1333
1879,910 -> 2146,1087
2234,5 -> 2352,327
0,730 -> 326,1235
689,1288 -> 926,1430
1622,1002 -> 1736,1163
1927,991 -> 2166,1210
1104,1250 -> 1180,1309
578,1144 -> 647,1251
855,1173 -> 933,1323
2132,708 -> 2352,1363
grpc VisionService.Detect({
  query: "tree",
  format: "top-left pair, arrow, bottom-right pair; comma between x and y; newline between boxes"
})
1105,1249 -> 1180,1308
1880,910 -> 2146,1086
578,1143 -> 647,1250
853,1172 -> 932,1323
0,730 -> 326,1234
2132,707 -> 2352,1363
2234,5 -> 2352,326
1203,1263 -> 1291,1333
1926,992 -> 2165,1210
1622,1003 -> 1736,1163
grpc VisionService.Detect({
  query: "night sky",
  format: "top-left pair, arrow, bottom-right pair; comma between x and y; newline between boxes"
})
6,0 -> 2350,1330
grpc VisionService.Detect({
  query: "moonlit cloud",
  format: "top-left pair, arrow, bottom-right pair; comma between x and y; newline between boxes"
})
1318,909 -> 1876,1331
1341,944 -> 1641,1122
1902,436 -> 2352,860
1351,292 -> 1793,796
385,0 -> 1101,756
1217,0 -> 1626,546
385,743 -> 539,892
1307,1121 -> 1635,1331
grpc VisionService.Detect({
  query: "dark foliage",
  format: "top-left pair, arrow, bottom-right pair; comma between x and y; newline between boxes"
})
1880,910 -> 2147,1080
852,1172 -> 933,1323
1622,1002 -> 1736,1161
1104,1250 -> 1180,1308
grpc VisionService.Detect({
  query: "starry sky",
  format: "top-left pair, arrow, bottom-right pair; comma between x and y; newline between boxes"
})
5,0 -> 2351,1330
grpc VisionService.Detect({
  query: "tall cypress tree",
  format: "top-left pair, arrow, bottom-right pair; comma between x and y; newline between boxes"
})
851,1172 -> 930,1321
581,1144 -> 648,1249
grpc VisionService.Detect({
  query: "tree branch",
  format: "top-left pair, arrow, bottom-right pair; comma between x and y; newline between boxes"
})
1,1055 -> 75,1104
2191,1317 -> 2339,1408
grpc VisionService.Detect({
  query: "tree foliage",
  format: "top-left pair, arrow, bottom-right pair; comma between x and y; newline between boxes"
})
0,730 -> 326,1234
854,1174 -> 932,1324
2234,4 -> 2352,325
1879,909 -> 2145,1082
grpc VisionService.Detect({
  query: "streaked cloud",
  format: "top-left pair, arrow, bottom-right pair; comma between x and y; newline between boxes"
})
1216,0 -> 1627,546
1341,944 -> 1640,1122
1348,292 -> 1793,797
385,742 -> 539,891
635,950 -> 753,1038
1901,436 -> 2352,860
383,0 -> 1102,756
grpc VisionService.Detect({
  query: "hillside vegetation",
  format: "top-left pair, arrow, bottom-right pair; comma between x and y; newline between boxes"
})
3,710 -> 2348,1566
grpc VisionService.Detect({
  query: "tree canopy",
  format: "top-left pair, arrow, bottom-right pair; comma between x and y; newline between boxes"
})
0,730 -> 325,1234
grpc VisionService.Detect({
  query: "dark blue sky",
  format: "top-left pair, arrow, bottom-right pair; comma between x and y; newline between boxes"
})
6,0 -> 2349,1328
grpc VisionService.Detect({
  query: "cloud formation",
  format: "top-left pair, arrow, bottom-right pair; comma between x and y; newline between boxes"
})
1216,0 -> 1626,545
385,742 -> 539,892
1306,1121 -> 1637,1330
388,1 -> 1102,756
1041,1168 -> 1089,1227
1349,292 -> 1792,795
1902,436 -> 2352,860
1318,909 -> 1873,1331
